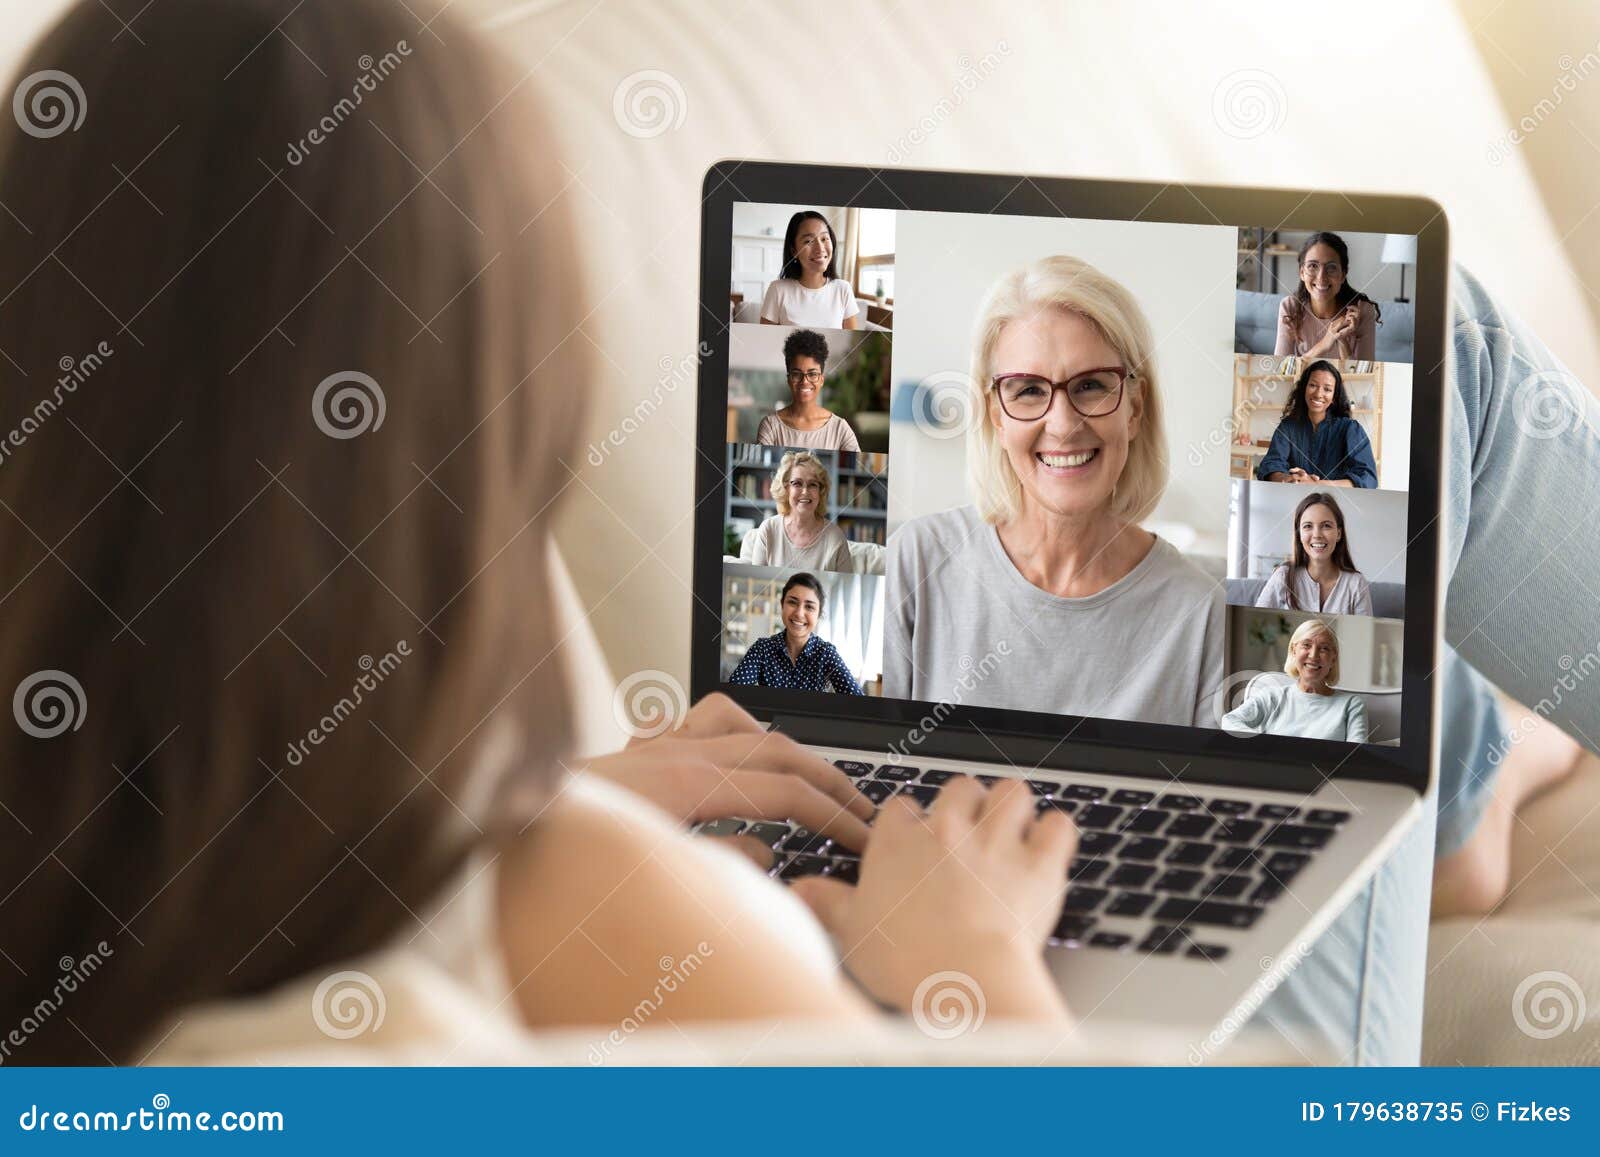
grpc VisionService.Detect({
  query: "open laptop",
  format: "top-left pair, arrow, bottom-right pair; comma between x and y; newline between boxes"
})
692,160 -> 1447,1043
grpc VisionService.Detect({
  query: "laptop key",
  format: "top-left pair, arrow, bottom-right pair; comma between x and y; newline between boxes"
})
744,821 -> 792,847
1088,931 -> 1133,950
1027,779 -> 1060,796
1037,797 -> 1078,815
1187,942 -> 1230,961
1305,808 -> 1352,826
873,764 -> 918,782
919,769 -> 957,785
1261,823 -> 1334,851
1110,789 -> 1155,806
1077,831 -> 1123,856
1064,886 -> 1110,912
828,858 -> 860,885
782,830 -> 831,854
1205,872 -> 1252,899
857,780 -> 894,805
1106,891 -> 1156,917
1213,819 -> 1264,844
1208,799 -> 1252,815
1256,803 -> 1300,820
1061,784 -> 1108,802
1051,914 -> 1097,943
1158,793 -> 1204,811
696,818 -> 746,837
1106,862 -> 1157,888
1263,851 -> 1311,879
1119,808 -> 1170,834
834,760 -> 874,777
1153,868 -> 1205,893
1167,841 -> 1215,867
1120,837 -> 1169,861
1213,846 -> 1255,871
975,774 -> 1002,787
1076,804 -> 1124,829
900,784 -> 940,807
1165,813 -> 1214,839
1139,924 -> 1186,954
1152,897 -> 1262,929
1251,878 -> 1286,905
1069,857 -> 1111,882
780,854 -> 830,879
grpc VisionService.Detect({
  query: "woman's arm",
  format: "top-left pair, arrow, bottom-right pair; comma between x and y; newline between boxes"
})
882,531 -> 914,699
1353,300 -> 1377,361
1254,566 -> 1291,609
497,778 -> 876,1030
836,418 -> 861,453
1255,422 -> 1292,480
1345,695 -> 1371,743
1220,689 -> 1272,734
1351,573 -> 1373,617
728,640 -> 765,686
1336,421 -> 1379,489
822,642 -> 864,695
1273,297 -> 1295,357
824,525 -> 853,574
758,280 -> 783,325
748,519 -> 772,566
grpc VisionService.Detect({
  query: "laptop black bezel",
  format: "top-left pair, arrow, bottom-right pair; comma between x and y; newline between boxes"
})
693,160 -> 1446,796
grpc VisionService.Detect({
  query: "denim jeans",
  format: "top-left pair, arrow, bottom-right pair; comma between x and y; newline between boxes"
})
1249,267 -> 1600,1065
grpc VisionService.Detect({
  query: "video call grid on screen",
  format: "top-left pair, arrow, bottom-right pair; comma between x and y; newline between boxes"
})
718,197 -> 1419,750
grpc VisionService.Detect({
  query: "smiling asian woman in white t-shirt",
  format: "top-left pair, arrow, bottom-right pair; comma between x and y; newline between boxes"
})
759,210 -> 862,330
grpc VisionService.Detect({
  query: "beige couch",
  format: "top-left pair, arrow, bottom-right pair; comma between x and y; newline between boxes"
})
1424,745 -> 1600,1064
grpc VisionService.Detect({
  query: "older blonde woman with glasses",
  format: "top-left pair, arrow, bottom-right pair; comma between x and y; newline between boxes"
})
1221,619 -> 1370,741
747,450 -> 855,573
885,255 -> 1224,726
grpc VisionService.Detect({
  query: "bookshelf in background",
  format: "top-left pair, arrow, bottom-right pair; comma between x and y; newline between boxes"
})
1229,354 -> 1384,481
725,443 -> 889,545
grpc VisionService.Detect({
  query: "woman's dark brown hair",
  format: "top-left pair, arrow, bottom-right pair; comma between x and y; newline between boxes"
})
1275,491 -> 1360,611
0,0 -> 587,1062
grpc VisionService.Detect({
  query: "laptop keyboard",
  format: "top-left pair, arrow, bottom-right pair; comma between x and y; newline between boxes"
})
692,760 -> 1353,964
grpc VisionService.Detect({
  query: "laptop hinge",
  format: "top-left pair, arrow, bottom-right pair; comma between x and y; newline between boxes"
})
767,714 -> 1328,794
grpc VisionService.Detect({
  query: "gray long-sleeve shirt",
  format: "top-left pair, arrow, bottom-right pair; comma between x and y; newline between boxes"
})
884,505 -> 1226,729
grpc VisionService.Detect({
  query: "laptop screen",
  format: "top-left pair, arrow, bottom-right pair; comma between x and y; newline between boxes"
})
710,175 -> 1434,768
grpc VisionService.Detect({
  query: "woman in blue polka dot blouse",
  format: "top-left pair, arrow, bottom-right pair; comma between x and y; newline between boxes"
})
729,572 -> 864,694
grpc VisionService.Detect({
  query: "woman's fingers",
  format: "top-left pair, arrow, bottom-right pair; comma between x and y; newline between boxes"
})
675,691 -> 766,739
710,833 -> 777,872
1027,806 -> 1078,873
699,770 -> 872,850
696,732 -> 876,822
975,777 -> 1037,845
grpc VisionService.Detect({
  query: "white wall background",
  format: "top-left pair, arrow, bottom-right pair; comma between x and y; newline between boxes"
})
886,210 -> 1237,567
1229,480 -> 1410,585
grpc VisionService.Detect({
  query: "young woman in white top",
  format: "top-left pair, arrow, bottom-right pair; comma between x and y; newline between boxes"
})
1254,490 -> 1374,615
748,451 -> 857,573
755,328 -> 861,451
758,211 -> 862,330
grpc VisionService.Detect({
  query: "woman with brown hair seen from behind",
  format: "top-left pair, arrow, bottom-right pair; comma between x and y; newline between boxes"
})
0,0 -> 1076,1064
